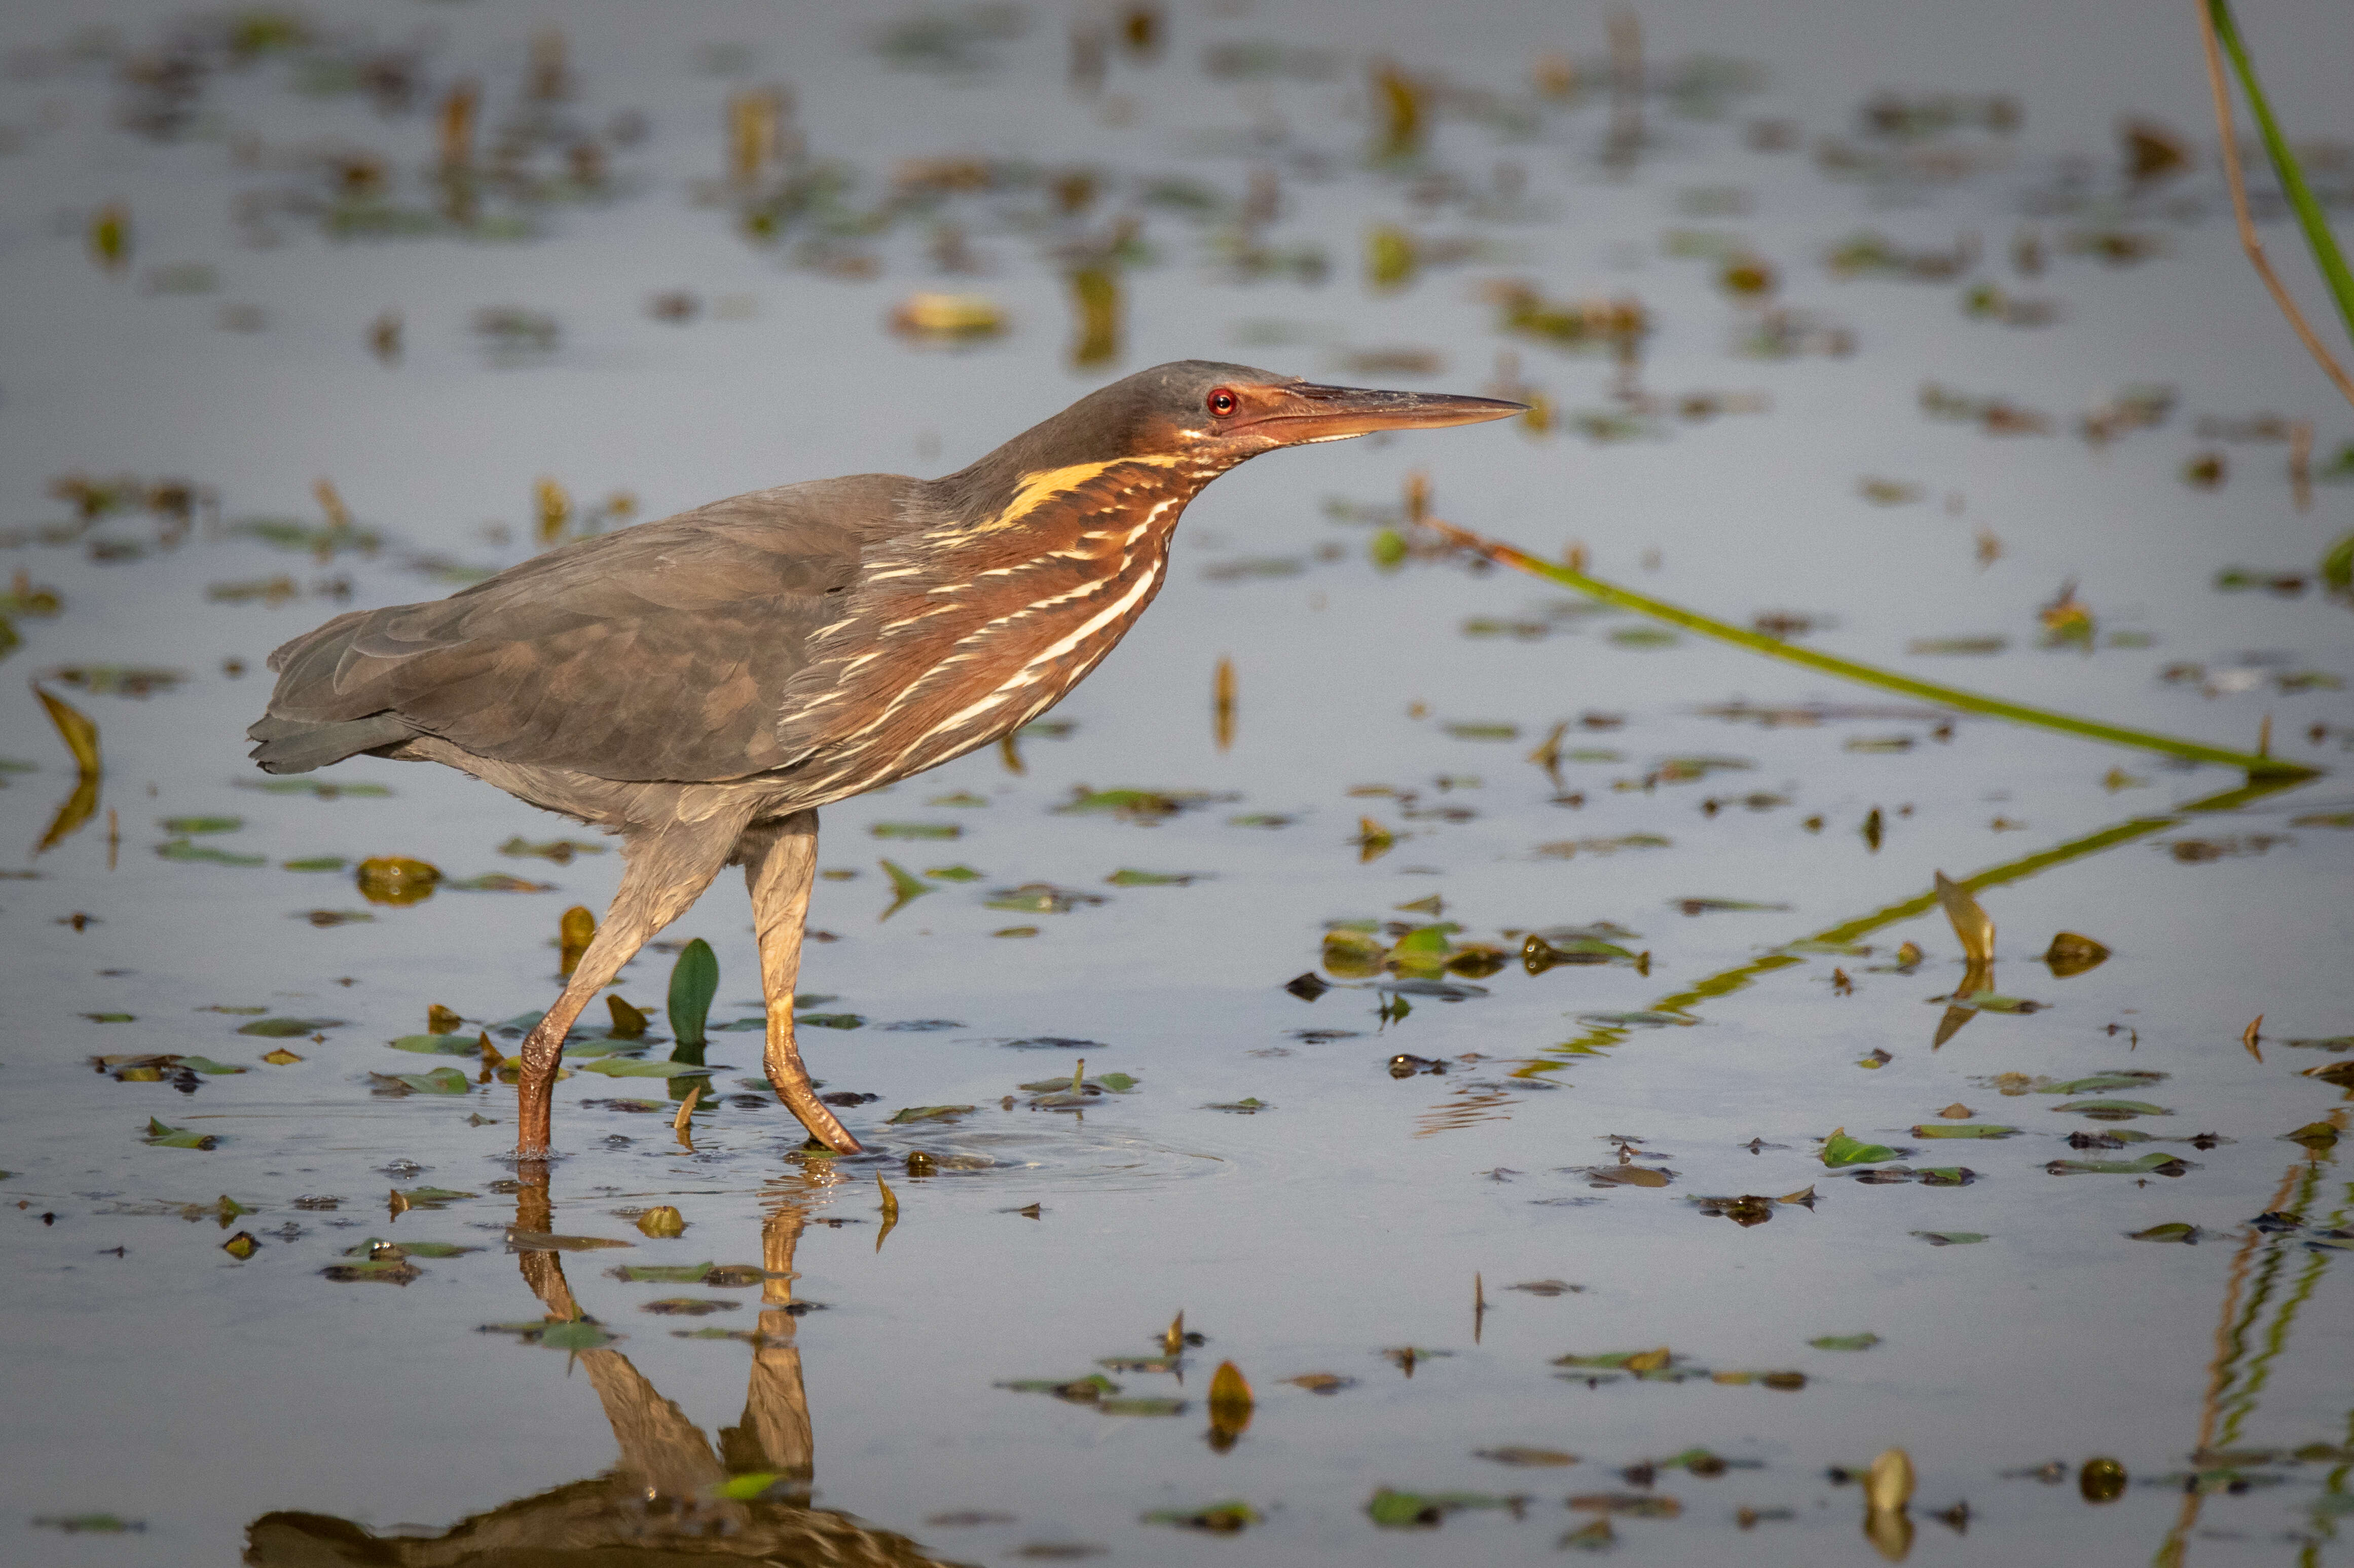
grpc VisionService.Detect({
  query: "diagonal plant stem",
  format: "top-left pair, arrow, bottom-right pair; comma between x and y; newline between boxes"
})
2200,0 -> 2354,407
1425,519 -> 2321,779
1522,771 -> 2313,1066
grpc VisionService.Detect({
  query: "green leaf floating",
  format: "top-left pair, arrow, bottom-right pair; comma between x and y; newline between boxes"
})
1366,1489 -> 1516,1528
142,1117 -> 217,1149
1808,1333 -> 1881,1352
578,1058 -> 714,1077
389,1033 -> 481,1056
1911,1124 -> 2016,1139
886,1104 -> 974,1124
238,1016 -> 344,1037
1821,1129 -> 1900,1167
2047,1152 -> 2196,1176
667,939 -> 718,1048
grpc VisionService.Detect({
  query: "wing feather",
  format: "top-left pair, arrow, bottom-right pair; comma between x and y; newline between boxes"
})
256,475 -> 914,781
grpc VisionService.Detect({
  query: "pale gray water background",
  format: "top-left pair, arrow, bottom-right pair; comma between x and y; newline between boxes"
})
3,1 -> 2353,1564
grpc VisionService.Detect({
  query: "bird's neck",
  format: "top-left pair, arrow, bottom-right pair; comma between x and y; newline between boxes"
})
933,449 -> 1229,539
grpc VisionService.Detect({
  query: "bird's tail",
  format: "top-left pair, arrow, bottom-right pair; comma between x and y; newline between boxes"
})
246,712 -> 416,775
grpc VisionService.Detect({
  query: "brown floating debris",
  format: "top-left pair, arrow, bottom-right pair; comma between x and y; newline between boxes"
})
355,856 -> 440,906
90,202 -> 131,272
1213,656 -> 1236,752
2043,932 -> 2111,978
1206,1360 -> 1254,1449
559,905 -> 597,977
1863,1447 -> 1914,1561
2078,1456 -> 2127,1503
894,292 -> 1007,343
1932,873 -> 1994,967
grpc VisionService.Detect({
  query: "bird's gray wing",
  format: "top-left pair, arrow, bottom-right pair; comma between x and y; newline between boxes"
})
253,475 -> 916,782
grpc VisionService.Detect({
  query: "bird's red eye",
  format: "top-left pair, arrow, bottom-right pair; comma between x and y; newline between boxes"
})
1206,388 -> 1238,417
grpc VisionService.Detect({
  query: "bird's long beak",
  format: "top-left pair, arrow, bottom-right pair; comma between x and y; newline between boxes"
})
1234,382 -> 1526,445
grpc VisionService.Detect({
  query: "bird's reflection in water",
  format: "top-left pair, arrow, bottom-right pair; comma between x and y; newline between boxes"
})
245,1166 -> 963,1567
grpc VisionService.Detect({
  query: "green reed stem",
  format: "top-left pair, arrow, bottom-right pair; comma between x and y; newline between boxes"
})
2210,0 -> 2354,349
1427,521 -> 2319,779
1521,770 -> 2318,1068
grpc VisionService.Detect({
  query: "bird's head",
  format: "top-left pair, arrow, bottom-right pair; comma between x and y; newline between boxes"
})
1095,359 -> 1525,467
982,360 -> 1523,483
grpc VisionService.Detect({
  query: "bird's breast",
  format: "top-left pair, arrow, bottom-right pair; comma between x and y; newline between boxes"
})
774,464 -> 1204,801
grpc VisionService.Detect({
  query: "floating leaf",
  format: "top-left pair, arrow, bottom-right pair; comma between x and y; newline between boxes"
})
282,857 -> 348,872
1821,1129 -> 1901,1167
159,815 -> 241,835
2044,931 -> 2111,977
1366,1489 -> 1517,1528
578,1058 -> 714,1078
157,840 -> 266,866
1809,1333 -> 1881,1351
143,1117 -> 217,1149
35,685 -> 101,774
1141,1501 -> 1262,1533
506,1230 -> 635,1252
1911,1230 -> 1988,1246
1205,1097 -> 1271,1113
537,1319 -> 617,1351
374,1067 -> 471,1095
796,1012 -> 864,1029
2048,1152 -> 2195,1176
388,1033 -> 480,1056
237,1016 -> 342,1037
2128,1223 -> 2200,1243
1478,1446 -> 1577,1467
870,822 -> 960,840
879,858 -> 934,918
1911,1124 -> 2016,1139
887,1104 -> 974,1124
2052,1099 -> 2171,1119
1107,868 -> 1205,885
355,855 -> 441,905
175,1056 -> 246,1075
1932,871 -> 1995,966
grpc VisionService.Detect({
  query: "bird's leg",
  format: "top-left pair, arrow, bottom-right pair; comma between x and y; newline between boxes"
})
741,811 -> 862,1153
514,821 -> 742,1156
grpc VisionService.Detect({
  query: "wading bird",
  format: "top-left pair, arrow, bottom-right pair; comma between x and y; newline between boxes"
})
248,361 -> 1519,1157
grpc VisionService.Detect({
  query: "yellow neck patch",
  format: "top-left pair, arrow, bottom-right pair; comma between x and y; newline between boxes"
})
988,455 -> 1190,533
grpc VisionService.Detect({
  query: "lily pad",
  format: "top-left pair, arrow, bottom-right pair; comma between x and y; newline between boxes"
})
142,1117 -> 217,1149
373,1067 -> 471,1095
238,1017 -> 342,1037
388,1033 -> 481,1056
2128,1223 -> 2201,1243
2047,1152 -> 2195,1176
1367,1488 -> 1518,1528
157,840 -> 267,867
576,1058 -> 714,1078
1821,1130 -> 1901,1167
